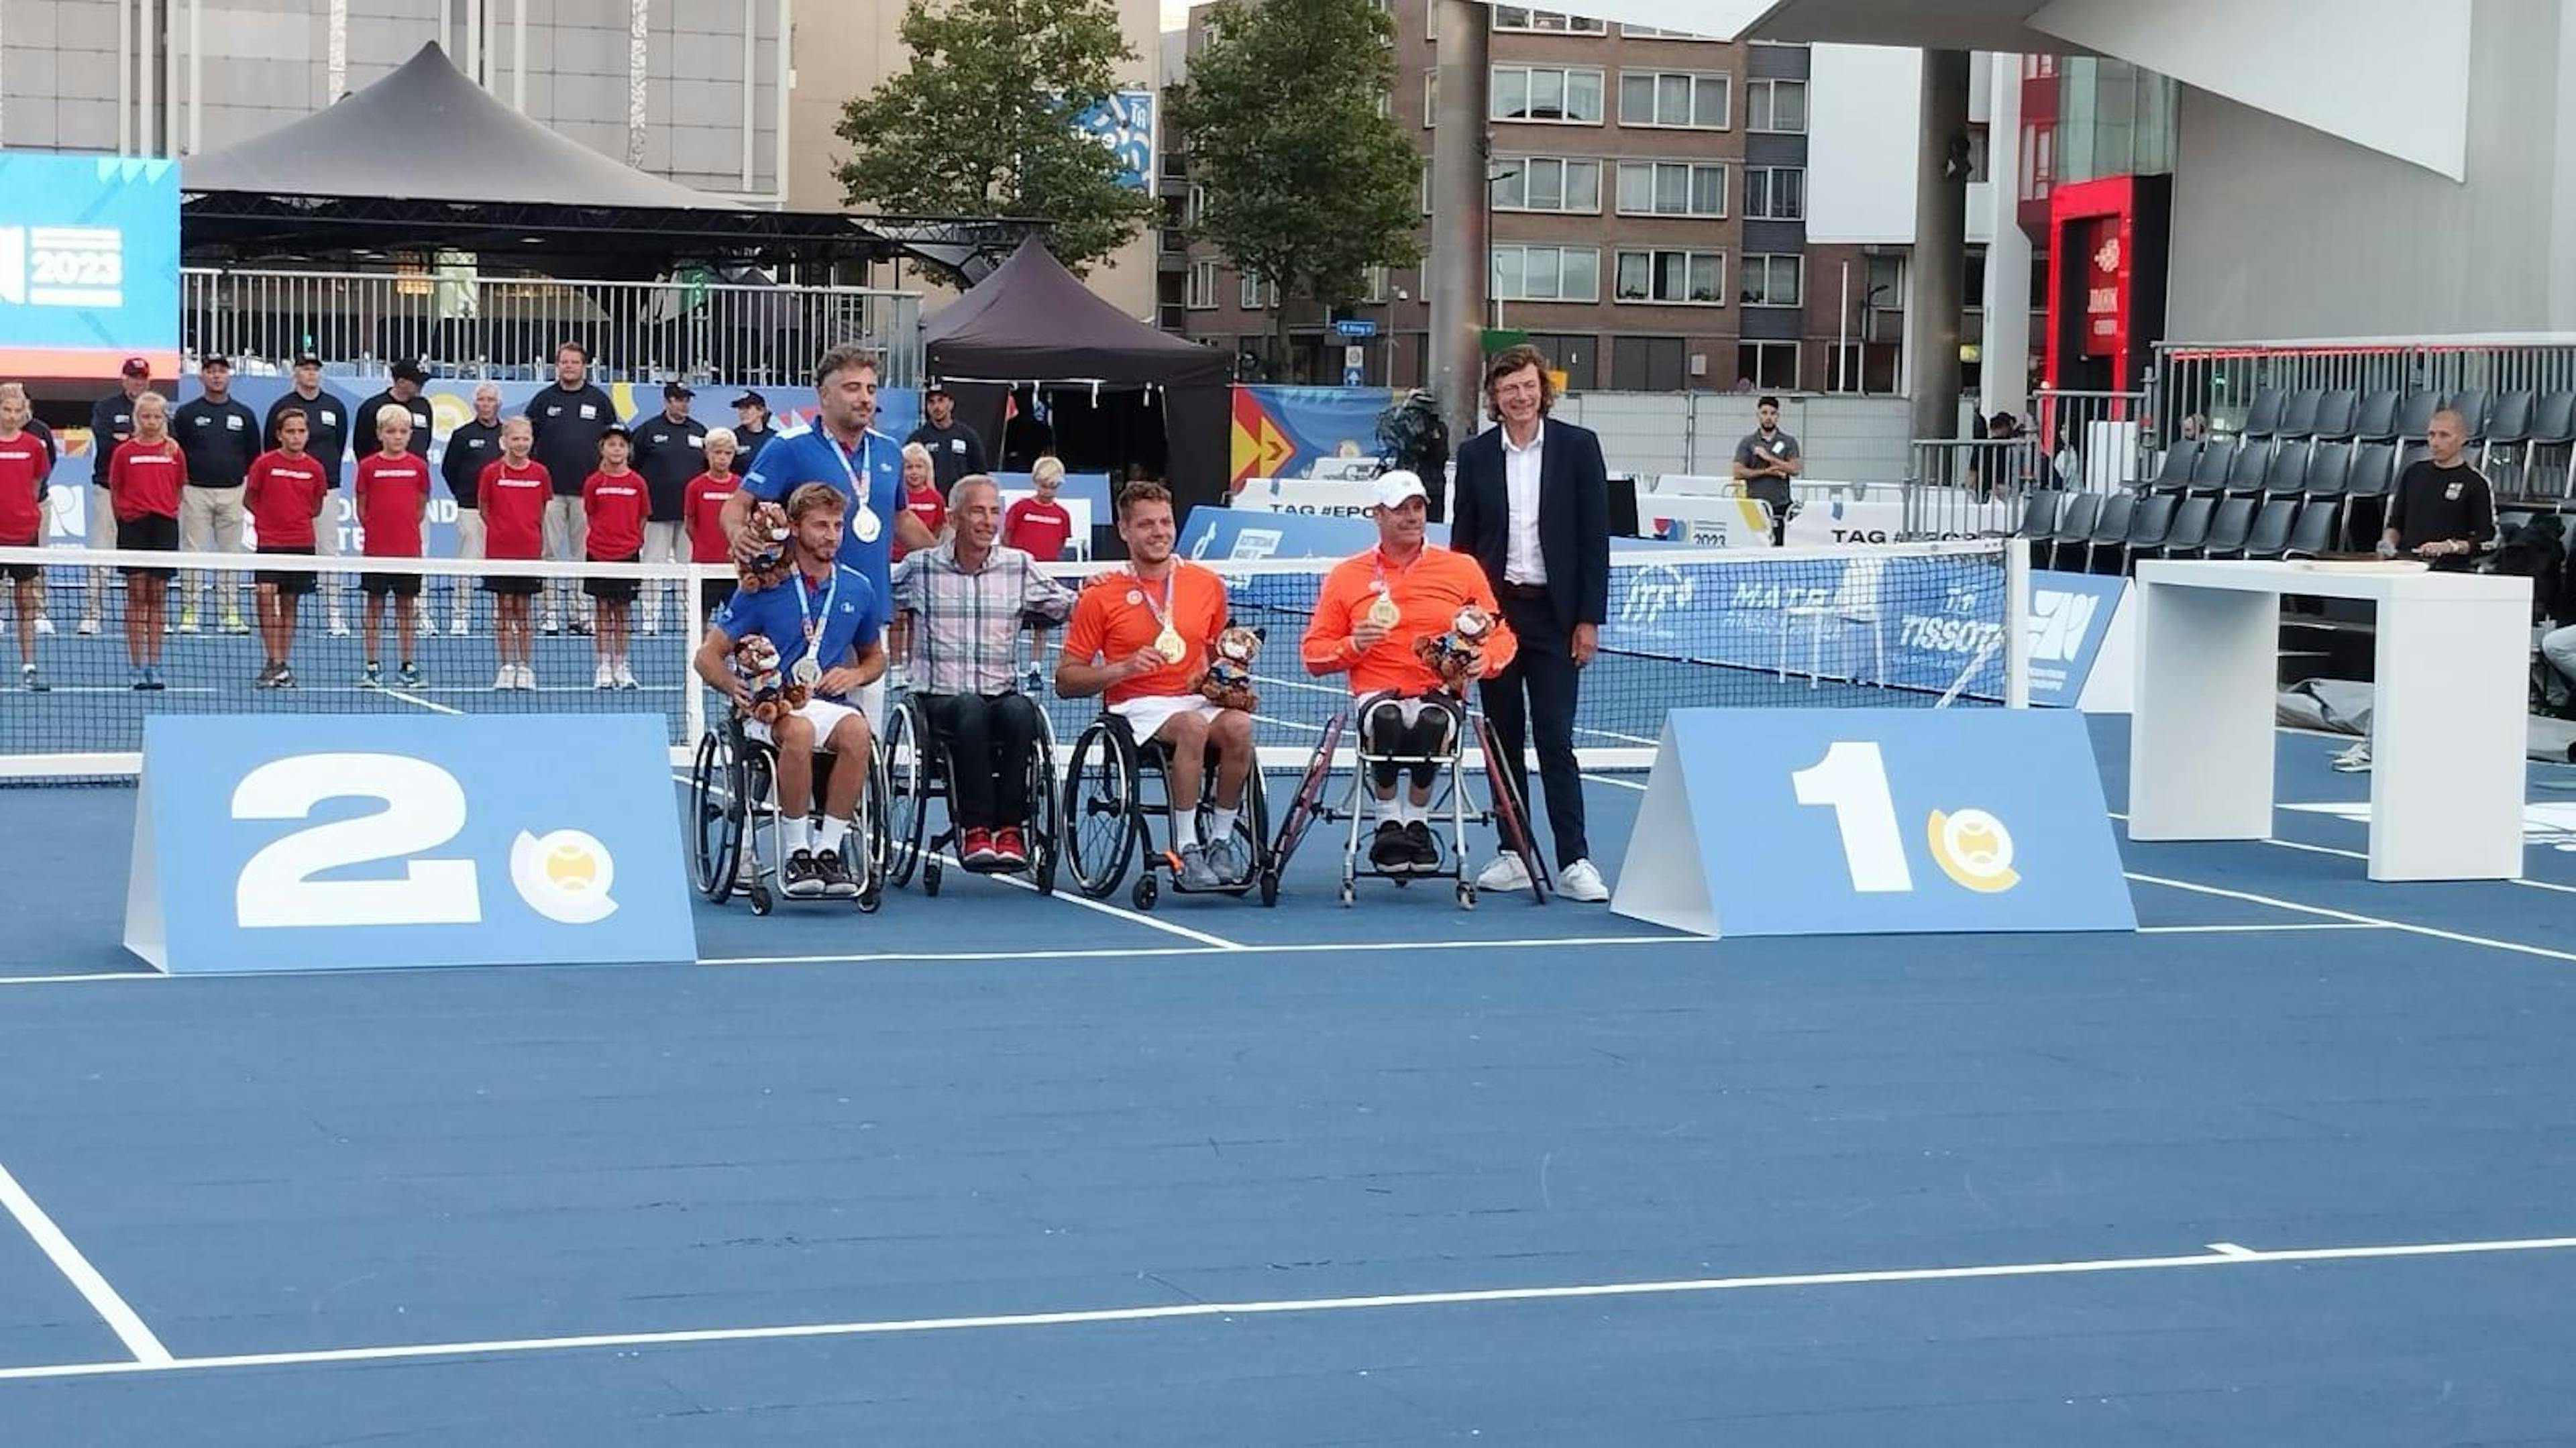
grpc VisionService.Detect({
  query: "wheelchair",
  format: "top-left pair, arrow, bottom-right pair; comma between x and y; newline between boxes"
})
1062,708 -> 1277,910
688,712 -> 890,915
880,685 -> 1061,897
1269,691 -> 1550,909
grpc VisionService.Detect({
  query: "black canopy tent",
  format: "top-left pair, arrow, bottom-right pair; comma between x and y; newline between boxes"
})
923,239 -> 1230,521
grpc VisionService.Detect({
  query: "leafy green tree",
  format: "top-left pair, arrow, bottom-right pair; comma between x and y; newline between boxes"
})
836,0 -> 1158,282
1171,0 -> 1425,351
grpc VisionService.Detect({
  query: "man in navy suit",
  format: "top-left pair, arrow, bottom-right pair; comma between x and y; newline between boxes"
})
1447,345 -> 1611,902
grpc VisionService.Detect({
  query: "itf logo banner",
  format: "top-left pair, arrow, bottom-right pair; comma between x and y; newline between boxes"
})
125,713 -> 696,974
1612,708 -> 2134,938
1230,386 -> 1398,488
0,152 -> 181,380
2022,569 -> 2130,708
1075,90 -> 1156,191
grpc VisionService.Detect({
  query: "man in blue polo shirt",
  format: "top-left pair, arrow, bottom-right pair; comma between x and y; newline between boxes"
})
694,481 -> 890,899
722,343 -> 934,721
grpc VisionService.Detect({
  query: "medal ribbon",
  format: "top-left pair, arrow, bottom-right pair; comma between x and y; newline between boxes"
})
793,567 -> 839,667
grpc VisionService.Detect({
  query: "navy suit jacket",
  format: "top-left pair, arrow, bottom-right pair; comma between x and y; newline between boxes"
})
1448,417 -> 1611,630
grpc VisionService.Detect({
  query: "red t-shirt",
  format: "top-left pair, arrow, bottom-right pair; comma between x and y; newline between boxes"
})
892,481 -> 946,562
245,449 -> 329,548
1002,496 -> 1075,563
684,471 -> 739,562
582,468 -> 649,559
354,451 -> 431,557
109,439 -> 184,520
0,431 -> 48,544
479,457 -> 551,560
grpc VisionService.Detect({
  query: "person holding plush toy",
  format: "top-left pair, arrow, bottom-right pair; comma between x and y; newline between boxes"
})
1300,469 -> 1517,875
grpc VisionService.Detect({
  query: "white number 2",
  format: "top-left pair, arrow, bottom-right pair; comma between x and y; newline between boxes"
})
231,755 -> 483,929
1790,741 -> 1914,894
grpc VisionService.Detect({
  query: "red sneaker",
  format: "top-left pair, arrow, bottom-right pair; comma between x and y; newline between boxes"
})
961,826 -> 999,867
991,826 -> 1029,869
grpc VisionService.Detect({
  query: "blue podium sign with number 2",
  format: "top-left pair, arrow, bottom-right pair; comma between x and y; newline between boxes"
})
125,714 -> 698,974
1611,708 -> 2135,938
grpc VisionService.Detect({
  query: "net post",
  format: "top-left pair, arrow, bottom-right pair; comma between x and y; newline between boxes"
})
680,563 -> 709,756
2003,537 -> 2033,709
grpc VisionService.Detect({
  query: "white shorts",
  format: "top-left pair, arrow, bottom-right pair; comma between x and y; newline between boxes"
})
746,695 -> 867,750
1113,693 -> 1224,745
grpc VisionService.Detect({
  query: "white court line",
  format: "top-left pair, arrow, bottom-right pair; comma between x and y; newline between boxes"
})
2133,922 -> 2386,936
0,1160 -> 171,1366
2125,872 -> 2576,966
2108,809 -> 2576,899
701,933 -> 1695,967
0,1231 -> 2569,1384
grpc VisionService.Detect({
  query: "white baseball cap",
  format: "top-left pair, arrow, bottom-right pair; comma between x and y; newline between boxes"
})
1371,469 -> 1428,510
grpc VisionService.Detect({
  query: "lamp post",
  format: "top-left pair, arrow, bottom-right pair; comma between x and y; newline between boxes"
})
1485,158 -> 1522,332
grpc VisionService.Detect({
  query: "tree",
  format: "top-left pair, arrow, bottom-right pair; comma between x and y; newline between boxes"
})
835,0 -> 1158,284
1171,0 -> 1424,357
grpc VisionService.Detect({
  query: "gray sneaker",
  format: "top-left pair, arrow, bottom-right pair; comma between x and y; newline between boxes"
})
1177,842 -> 1224,890
1205,831 -> 1249,884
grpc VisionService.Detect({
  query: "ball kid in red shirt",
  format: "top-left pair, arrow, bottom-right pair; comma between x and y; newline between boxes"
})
353,403 -> 433,686
581,427 -> 649,689
476,415 -> 551,689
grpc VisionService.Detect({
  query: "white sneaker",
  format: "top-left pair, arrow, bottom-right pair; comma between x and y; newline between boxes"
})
594,662 -> 615,689
515,665 -> 537,691
76,616 -> 97,636
34,616 -> 52,636
415,613 -> 437,637
451,617 -> 470,636
327,615 -> 350,638
493,665 -> 515,691
613,663 -> 638,691
1558,858 -> 1609,903
1476,854 -> 1532,891
640,618 -> 659,636
2330,741 -> 2372,774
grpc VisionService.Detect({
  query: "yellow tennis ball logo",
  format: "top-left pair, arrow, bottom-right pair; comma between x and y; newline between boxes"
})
1926,807 -> 2020,893
510,828 -> 620,924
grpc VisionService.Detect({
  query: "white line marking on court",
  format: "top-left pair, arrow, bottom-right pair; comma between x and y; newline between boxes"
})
372,683 -> 461,716
1583,773 -> 1647,791
2133,922 -> 2386,935
0,1160 -> 171,1366
2206,1242 -> 2259,1259
2109,809 -> 2576,898
0,1231 -> 2569,1384
2125,872 -> 2576,966
699,933 -> 1695,967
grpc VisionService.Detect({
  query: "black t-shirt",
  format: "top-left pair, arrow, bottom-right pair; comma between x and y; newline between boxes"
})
25,418 -> 56,473
354,390 -> 436,459
441,418 -> 506,508
733,423 -> 775,472
172,396 -> 263,486
264,387 -> 357,486
2388,459 -> 2496,570
631,412 -> 710,520
906,420 -> 987,494
525,383 -> 618,496
87,391 -> 146,486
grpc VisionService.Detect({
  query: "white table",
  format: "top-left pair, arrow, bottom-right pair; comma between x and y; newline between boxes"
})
2129,559 -> 2531,881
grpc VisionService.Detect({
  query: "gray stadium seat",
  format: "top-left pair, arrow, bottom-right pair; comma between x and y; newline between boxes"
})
2529,390 -> 2576,498
2264,446 -> 2311,498
2154,496 -> 2216,559
2015,492 -> 2061,540
2351,389 -> 2402,443
2239,389 -> 2286,440
2045,493 -> 2100,571
2284,499 -> 2339,559
2225,440 -> 2273,496
2311,389 -> 2359,441
2481,390 -> 2538,492
2303,441 -> 2353,501
2343,442 -> 2399,549
2078,492 -> 2135,573
2150,440 -> 2200,492
2449,388 -> 2491,439
2393,390 -> 2442,441
2275,389 -> 2324,441
2190,438 -> 2237,488
2201,497 -> 2258,557
2239,498 -> 2301,559
2113,492 -> 2178,574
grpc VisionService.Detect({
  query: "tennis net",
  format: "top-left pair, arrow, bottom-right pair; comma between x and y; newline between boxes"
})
0,539 -> 2023,781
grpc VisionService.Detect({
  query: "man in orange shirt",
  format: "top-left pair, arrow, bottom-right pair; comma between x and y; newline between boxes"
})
1302,470 -> 1516,873
1057,481 -> 1256,889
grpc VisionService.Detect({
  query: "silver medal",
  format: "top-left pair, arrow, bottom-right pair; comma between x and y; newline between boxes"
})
852,504 -> 882,544
792,657 -> 822,688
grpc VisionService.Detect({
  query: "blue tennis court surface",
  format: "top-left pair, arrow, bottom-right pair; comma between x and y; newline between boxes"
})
3,717 -> 2573,1442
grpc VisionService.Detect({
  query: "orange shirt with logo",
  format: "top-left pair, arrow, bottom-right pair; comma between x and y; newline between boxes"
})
1061,561 -> 1230,705
1301,544 -> 1517,696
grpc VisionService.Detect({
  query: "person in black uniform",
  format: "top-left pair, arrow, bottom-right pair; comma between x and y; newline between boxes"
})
172,354 -> 262,633
2381,407 -> 2496,571
440,382 -> 508,634
525,341 -> 616,634
355,359 -> 436,459
265,353 -> 360,637
631,381 -> 708,635
80,356 -> 154,636
731,390 -> 776,471
905,383 -> 987,497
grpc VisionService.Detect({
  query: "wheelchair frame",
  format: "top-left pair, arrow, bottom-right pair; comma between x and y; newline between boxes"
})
1061,709 -> 1277,911
880,687 -> 1062,897
1269,695 -> 1551,909
688,712 -> 889,915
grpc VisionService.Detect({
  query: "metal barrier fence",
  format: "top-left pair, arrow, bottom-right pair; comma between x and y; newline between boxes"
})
1903,389 -> 2150,539
181,268 -> 925,388
2153,336 -> 2576,448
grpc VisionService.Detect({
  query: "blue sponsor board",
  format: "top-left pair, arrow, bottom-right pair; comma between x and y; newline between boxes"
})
0,152 -> 182,380
2021,569 -> 2127,708
1075,91 -> 1157,191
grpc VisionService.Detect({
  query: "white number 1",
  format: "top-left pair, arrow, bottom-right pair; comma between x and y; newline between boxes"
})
231,754 -> 484,929
1790,741 -> 1914,893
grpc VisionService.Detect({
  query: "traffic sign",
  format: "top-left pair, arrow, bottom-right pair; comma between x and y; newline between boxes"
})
1334,319 -> 1378,338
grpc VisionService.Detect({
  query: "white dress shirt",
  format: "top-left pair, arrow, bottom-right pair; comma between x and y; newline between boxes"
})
1501,422 -> 1547,586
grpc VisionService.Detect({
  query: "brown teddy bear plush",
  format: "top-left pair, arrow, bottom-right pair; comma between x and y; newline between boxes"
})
1197,625 -> 1261,712
729,632 -> 808,723
735,501 -> 795,592
1413,604 -> 1497,694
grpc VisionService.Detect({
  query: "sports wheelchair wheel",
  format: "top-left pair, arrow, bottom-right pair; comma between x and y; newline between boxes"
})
1064,717 -> 1140,899
1267,712 -> 1347,880
881,697 -> 928,889
855,744 -> 890,913
688,730 -> 744,903
1474,715 -> 1550,906
1029,710 -> 1063,896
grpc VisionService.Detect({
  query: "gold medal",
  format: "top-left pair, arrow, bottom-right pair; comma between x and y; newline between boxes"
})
1154,624 -> 1187,664
1365,591 -> 1400,628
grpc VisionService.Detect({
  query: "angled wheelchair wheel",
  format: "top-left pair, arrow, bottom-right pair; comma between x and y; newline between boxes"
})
1474,715 -> 1550,907
1028,716 -> 1063,897
854,744 -> 890,913
688,730 -> 742,903
1064,717 -> 1140,899
1267,711 -> 1346,879
881,698 -> 927,889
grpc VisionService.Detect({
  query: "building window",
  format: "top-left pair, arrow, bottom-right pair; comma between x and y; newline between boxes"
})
1492,6 -> 1605,33
1183,182 -> 1206,227
1617,70 -> 1728,129
1490,244 -> 1601,302
1420,160 -> 1434,215
1375,88 -> 1392,120
1866,254 -> 1906,311
1186,261 -> 1218,310
1424,68 -> 1438,127
1621,24 -> 1717,40
1737,342 -> 1801,390
1364,266 -> 1390,304
1611,335 -> 1688,391
2021,123 -> 2053,202
1740,254 -> 1803,307
1614,160 -> 1726,217
1240,272 -> 1279,310
1492,156 -> 1602,214
1613,248 -> 1724,305
1522,333 -> 1599,390
1492,65 -> 1606,125
1744,166 -> 1804,221
1746,78 -> 1807,133
1426,0 -> 1436,40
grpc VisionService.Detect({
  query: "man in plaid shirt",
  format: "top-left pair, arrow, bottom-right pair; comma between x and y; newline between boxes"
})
889,474 -> 1075,870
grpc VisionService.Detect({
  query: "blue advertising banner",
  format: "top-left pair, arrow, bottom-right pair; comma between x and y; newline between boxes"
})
2022,569 -> 2128,708
125,712 -> 697,974
0,152 -> 182,380
1230,385 -> 1398,488
1075,90 -> 1157,192
1612,708 -> 2134,938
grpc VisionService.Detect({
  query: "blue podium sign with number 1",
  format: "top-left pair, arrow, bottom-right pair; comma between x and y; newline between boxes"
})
124,713 -> 698,974
1611,708 -> 2135,938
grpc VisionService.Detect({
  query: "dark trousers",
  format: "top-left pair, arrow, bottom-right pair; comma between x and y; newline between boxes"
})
1480,588 -> 1587,867
921,691 -> 1041,828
